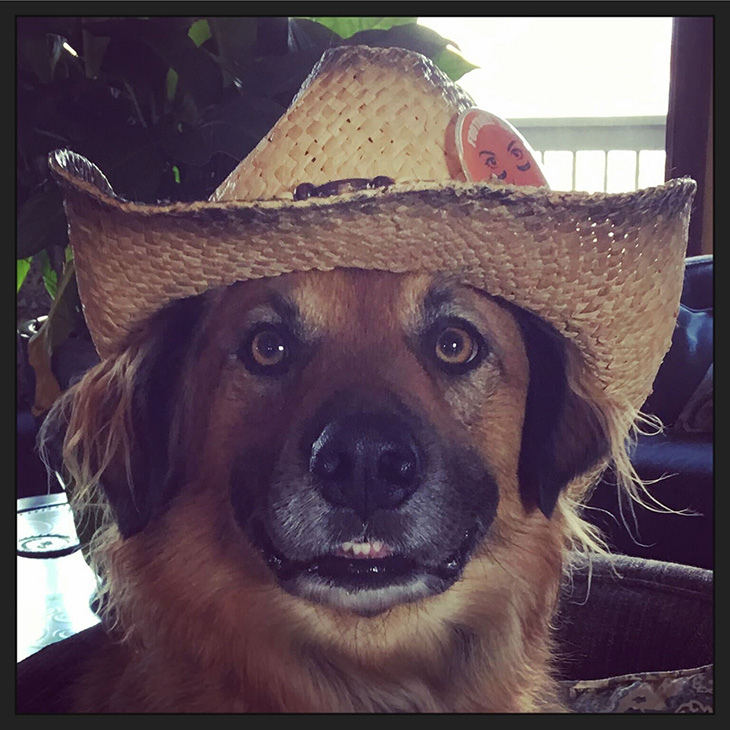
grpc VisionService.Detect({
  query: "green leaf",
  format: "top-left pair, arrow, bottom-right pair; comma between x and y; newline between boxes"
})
81,28 -> 110,78
27,260 -> 83,414
39,249 -> 58,299
17,187 -> 68,259
138,23 -> 222,110
188,19 -> 211,47
344,23 -> 449,59
287,18 -> 342,52
167,67 -> 178,101
45,260 -> 82,351
432,47 -> 479,81
88,18 -> 222,113
208,17 -> 257,79
17,258 -> 32,293
245,49 -> 326,100
160,92 -> 285,167
18,31 -> 64,84
302,17 -> 416,39
82,122 -> 165,202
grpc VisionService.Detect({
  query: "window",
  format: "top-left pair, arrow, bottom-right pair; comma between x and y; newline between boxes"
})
419,17 -> 673,192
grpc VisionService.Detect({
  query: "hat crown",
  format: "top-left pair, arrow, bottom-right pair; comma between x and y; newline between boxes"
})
211,45 -> 475,203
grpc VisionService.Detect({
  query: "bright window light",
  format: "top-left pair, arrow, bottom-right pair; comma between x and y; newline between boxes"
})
418,17 -> 672,119
418,17 -> 673,192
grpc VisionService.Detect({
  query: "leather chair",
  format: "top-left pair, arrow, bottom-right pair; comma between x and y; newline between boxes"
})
586,255 -> 714,569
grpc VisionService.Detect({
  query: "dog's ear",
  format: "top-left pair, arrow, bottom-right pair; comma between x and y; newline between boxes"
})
512,307 -> 609,518
40,293 -> 210,537
118,294 -> 211,535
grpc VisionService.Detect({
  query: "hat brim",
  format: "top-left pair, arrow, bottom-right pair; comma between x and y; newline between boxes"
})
50,149 -> 694,410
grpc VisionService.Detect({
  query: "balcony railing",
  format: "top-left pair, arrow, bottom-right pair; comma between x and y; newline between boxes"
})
509,116 -> 666,193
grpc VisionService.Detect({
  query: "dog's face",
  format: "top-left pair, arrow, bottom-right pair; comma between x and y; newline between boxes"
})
87,268 -> 605,624
219,269 -> 524,616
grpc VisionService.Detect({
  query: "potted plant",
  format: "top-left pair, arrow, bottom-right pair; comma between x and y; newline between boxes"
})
17,16 -> 476,417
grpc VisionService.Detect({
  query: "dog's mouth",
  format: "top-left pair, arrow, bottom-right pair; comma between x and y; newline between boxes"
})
251,520 -> 477,615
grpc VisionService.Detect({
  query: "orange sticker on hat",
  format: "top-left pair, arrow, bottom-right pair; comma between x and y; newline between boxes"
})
456,108 -> 549,188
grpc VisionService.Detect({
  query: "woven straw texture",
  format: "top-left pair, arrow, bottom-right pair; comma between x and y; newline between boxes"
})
212,46 -> 474,202
49,45 -> 695,414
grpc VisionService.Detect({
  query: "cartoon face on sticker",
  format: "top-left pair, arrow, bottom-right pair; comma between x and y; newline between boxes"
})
456,108 -> 549,188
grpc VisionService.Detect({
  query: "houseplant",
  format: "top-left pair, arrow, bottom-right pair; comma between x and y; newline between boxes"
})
17,16 -> 476,415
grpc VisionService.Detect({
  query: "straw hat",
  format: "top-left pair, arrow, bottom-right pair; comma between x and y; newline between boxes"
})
49,45 -> 695,412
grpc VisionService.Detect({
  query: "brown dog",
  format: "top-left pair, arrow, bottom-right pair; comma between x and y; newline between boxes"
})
29,268 -> 613,712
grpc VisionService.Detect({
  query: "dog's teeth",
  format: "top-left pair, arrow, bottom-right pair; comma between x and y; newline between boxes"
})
338,540 -> 390,558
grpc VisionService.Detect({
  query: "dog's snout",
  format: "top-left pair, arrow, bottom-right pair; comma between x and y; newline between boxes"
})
309,412 -> 422,520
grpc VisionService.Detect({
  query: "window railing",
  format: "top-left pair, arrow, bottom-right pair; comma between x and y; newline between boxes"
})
509,116 -> 666,193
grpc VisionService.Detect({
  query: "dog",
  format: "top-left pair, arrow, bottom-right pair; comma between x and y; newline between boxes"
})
30,267 -> 616,713
26,45 -> 694,713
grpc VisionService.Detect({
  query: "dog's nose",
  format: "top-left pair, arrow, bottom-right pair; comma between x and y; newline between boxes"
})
309,412 -> 422,520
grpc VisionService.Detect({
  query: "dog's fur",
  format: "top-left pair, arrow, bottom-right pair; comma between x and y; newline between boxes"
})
36,268 -> 639,713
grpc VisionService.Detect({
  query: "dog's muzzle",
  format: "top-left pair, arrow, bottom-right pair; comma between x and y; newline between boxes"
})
234,392 -> 497,616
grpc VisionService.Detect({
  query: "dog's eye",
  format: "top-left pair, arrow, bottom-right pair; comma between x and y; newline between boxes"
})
252,329 -> 287,366
429,321 -> 486,374
238,326 -> 291,374
436,326 -> 477,365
